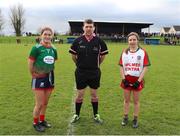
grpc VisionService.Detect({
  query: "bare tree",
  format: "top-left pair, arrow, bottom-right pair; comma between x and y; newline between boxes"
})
9,3 -> 25,36
0,9 -> 4,32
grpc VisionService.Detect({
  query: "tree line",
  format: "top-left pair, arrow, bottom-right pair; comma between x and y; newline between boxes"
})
0,3 -> 25,36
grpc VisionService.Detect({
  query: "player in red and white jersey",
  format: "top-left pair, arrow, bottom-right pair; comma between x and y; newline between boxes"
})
119,32 -> 151,128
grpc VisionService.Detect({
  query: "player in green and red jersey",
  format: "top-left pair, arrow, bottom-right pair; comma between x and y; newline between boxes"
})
28,27 -> 57,132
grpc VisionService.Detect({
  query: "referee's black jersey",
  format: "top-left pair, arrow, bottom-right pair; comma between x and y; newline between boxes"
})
69,35 -> 108,70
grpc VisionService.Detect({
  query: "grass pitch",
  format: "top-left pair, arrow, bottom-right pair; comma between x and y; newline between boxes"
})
0,42 -> 180,135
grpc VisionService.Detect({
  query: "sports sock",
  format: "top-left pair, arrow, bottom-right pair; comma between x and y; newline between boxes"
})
91,102 -> 98,116
33,117 -> 38,125
75,102 -> 82,116
40,114 -> 45,122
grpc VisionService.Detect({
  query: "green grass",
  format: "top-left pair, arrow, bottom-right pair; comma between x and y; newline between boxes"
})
0,42 -> 180,135
0,35 -> 77,44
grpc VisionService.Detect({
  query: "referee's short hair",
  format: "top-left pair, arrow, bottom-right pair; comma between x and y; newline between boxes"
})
84,19 -> 94,25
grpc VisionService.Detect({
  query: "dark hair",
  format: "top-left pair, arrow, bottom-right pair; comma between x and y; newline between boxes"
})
125,32 -> 140,54
40,27 -> 54,35
83,19 -> 94,25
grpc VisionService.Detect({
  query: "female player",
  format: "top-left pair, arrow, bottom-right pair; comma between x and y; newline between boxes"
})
119,32 -> 150,128
28,27 -> 57,132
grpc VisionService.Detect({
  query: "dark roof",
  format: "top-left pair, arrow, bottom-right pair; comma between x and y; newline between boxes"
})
69,20 -> 153,23
68,20 -> 153,35
163,27 -> 170,32
173,26 -> 180,31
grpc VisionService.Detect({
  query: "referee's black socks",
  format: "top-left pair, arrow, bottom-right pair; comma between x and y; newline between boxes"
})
91,102 -> 98,116
75,102 -> 82,116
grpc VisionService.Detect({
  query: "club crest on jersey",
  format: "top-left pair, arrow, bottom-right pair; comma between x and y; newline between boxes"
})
137,56 -> 141,60
93,46 -> 98,51
79,40 -> 83,45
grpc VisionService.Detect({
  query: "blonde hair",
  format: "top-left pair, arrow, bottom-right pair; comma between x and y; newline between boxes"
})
40,27 -> 54,35
125,32 -> 140,54
127,32 -> 140,40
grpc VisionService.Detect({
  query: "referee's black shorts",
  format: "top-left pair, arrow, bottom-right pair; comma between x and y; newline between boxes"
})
75,68 -> 101,90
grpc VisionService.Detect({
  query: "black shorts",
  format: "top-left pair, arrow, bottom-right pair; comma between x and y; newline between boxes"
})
75,68 -> 101,90
31,71 -> 54,91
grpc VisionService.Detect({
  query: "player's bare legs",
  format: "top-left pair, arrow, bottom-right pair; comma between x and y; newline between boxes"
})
122,89 -> 131,126
39,90 -> 52,128
33,91 -> 45,132
132,90 -> 140,128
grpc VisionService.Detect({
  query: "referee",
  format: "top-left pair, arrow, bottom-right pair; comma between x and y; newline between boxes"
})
69,19 -> 108,124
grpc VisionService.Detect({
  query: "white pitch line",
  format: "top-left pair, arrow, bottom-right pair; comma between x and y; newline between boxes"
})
66,83 -> 77,135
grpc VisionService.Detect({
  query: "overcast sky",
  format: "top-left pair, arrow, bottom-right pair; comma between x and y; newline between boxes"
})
1,0 -> 180,35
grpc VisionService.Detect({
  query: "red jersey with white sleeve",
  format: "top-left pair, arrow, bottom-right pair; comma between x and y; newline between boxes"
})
119,48 -> 150,77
